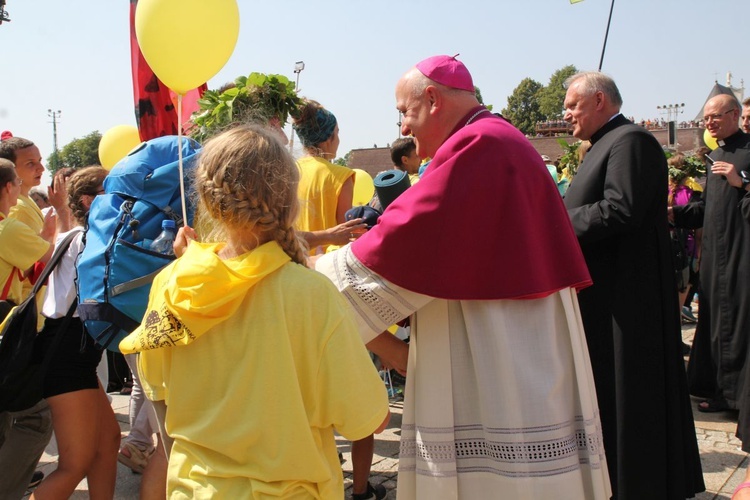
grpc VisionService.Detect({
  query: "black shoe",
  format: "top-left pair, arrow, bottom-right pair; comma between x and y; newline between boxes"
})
28,470 -> 44,489
352,481 -> 386,500
681,306 -> 698,323
389,369 -> 406,387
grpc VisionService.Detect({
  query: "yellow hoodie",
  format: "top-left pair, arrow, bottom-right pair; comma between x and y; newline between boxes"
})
121,241 -> 389,499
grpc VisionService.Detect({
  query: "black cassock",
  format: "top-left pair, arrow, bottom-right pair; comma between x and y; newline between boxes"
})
674,130 -> 750,451
564,115 -> 704,499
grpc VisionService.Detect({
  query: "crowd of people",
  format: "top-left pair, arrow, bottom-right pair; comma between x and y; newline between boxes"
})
1,56 -> 750,500
534,117 -> 702,137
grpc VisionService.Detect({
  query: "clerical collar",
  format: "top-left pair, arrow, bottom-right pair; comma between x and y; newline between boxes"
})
590,113 -> 626,144
607,112 -> 622,123
717,129 -> 744,148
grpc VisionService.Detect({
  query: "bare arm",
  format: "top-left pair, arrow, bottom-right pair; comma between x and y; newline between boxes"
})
366,331 -> 408,376
336,176 -> 354,225
298,218 -> 367,249
22,210 -> 57,277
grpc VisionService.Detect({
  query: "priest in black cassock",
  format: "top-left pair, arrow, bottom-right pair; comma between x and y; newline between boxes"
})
562,71 -> 704,500
672,94 -> 750,446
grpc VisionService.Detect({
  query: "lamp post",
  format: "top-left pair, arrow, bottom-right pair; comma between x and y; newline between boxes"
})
47,109 -> 61,170
289,61 -> 305,152
656,103 -> 684,148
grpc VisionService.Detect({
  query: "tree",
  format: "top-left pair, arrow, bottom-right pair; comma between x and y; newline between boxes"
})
333,150 -> 352,166
47,131 -> 102,174
501,78 -> 543,136
537,65 -> 578,120
474,86 -> 493,112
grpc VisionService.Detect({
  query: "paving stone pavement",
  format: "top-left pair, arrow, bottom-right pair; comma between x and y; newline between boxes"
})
26,316 -> 749,499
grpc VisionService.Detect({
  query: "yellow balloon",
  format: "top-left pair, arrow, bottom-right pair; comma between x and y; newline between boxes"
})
352,169 -> 375,206
135,0 -> 240,95
703,128 -> 718,150
99,125 -> 142,171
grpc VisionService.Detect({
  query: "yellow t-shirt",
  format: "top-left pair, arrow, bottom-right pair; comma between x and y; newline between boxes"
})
8,195 -> 47,324
0,213 -> 49,303
129,243 -> 389,499
296,156 -> 354,236
408,173 -> 420,186
9,194 -> 44,234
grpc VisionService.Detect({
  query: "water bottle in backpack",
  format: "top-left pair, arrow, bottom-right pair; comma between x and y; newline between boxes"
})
150,220 -> 177,256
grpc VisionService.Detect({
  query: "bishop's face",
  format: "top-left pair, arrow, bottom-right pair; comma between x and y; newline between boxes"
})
396,77 -> 440,159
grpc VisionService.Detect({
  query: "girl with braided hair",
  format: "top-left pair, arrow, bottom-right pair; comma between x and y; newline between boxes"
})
120,125 -> 389,499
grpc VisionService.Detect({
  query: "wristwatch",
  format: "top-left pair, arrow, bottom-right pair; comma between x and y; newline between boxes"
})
741,171 -> 750,190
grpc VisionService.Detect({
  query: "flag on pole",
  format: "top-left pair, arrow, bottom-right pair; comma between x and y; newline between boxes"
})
129,0 -> 206,142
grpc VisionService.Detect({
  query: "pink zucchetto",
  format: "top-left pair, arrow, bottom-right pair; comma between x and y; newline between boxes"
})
415,54 -> 474,92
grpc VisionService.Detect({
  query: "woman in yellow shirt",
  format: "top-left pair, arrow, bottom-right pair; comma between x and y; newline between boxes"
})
0,158 -> 55,308
121,125 -> 389,499
293,100 -> 357,254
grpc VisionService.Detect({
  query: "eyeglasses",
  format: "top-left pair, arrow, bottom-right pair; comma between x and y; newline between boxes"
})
703,109 -> 736,122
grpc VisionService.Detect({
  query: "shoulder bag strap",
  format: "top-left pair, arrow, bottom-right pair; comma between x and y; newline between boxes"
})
35,229 -> 86,372
29,229 -> 82,298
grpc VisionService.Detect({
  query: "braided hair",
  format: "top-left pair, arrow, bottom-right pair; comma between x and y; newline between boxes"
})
196,125 -> 308,264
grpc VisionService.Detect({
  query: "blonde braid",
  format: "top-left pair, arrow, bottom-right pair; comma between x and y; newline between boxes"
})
275,225 -> 307,265
197,124 -> 308,263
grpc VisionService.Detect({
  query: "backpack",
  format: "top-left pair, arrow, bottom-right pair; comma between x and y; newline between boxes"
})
77,136 -> 201,351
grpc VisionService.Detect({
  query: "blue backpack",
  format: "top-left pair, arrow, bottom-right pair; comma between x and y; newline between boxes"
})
77,136 -> 202,351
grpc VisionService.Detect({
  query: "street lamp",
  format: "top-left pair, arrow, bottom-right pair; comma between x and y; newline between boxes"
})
294,61 -> 305,90
47,109 -> 61,170
289,61 -> 305,151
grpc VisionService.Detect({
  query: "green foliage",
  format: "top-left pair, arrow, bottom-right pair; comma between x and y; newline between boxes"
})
557,138 -> 582,177
47,131 -> 102,173
501,78 -> 543,135
191,72 -> 303,144
333,150 -> 352,167
474,86 -> 493,112
537,65 -> 577,120
666,150 -> 706,184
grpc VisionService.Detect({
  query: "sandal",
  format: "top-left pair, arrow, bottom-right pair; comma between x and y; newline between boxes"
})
697,398 -> 731,413
118,442 -> 154,474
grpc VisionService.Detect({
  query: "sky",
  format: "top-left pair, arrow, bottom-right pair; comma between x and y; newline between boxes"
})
1,0 -> 747,183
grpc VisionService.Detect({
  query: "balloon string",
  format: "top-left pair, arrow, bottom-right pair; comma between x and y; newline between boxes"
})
177,94 -> 187,228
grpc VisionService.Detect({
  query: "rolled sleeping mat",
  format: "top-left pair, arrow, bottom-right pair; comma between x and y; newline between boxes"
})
374,170 -> 411,210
